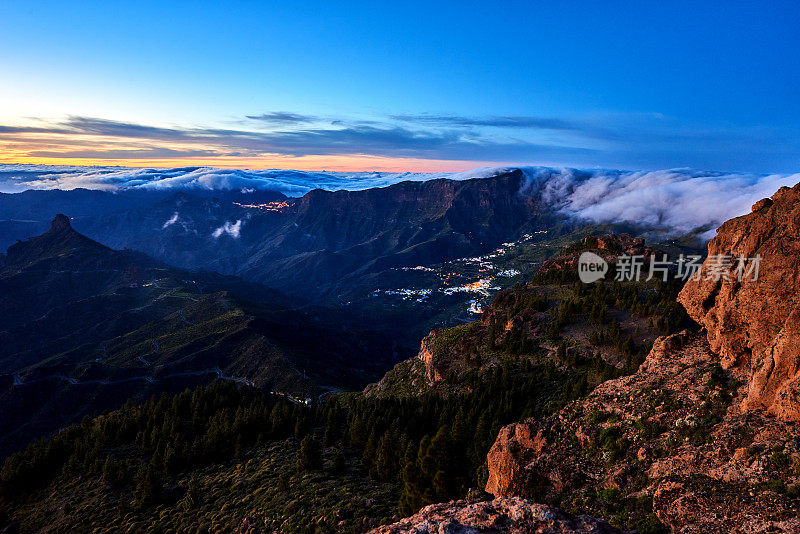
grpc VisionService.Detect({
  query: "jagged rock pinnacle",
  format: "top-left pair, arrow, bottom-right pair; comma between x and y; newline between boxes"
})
50,214 -> 71,232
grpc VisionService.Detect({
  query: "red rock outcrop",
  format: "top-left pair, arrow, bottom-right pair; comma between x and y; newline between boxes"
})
367,497 -> 623,533
678,181 -> 800,419
484,330 -> 800,533
418,333 -> 447,385
653,475 -> 800,534
486,331 -> 714,497
538,234 -> 658,275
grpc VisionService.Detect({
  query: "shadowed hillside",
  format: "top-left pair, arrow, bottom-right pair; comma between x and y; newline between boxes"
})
0,217 -> 393,457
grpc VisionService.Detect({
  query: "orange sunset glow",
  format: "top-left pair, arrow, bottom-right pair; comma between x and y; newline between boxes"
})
0,153 -> 495,173
0,124 -> 509,172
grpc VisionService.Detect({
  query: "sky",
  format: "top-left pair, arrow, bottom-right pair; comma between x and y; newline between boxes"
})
0,1 -> 798,173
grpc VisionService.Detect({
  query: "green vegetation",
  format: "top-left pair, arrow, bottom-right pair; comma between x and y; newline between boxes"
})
297,435 -> 323,472
0,384 -> 398,532
0,355 -> 586,532
598,425 -> 629,463
344,360 -> 582,514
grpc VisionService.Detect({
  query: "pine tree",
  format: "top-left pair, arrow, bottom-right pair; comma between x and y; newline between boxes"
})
234,436 -> 245,460
323,416 -> 339,447
277,471 -> 290,492
297,435 -> 323,472
398,441 -> 423,515
133,464 -> 162,508
294,418 -> 307,440
348,415 -> 367,448
102,457 -> 117,484
186,475 -> 202,506
372,433 -> 395,481
427,425 -> 464,500
362,428 -> 378,469
331,448 -> 346,475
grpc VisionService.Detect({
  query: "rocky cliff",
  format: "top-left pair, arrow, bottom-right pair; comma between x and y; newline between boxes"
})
538,233 -> 658,274
365,233 -> 683,402
677,182 -> 800,420
484,330 -> 800,532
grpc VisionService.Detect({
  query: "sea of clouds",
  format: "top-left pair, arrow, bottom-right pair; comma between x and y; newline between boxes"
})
0,164 -> 473,196
517,167 -> 800,238
1,164 -> 798,239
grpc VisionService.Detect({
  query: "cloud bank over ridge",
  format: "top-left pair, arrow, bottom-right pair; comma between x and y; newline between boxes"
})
1,164 -> 797,239
0,164 -> 492,196
517,167 -> 800,238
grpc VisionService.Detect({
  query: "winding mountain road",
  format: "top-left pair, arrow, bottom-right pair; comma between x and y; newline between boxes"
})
178,309 -> 194,325
138,338 -> 158,367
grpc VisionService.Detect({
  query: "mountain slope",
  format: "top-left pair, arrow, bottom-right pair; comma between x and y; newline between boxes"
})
0,217 -> 393,457
0,214 -> 164,332
0,232 -> 695,534
365,184 -> 800,533
366,234 -> 691,400
1,170 -> 657,362
35,170 -> 581,300
2,183 -> 799,533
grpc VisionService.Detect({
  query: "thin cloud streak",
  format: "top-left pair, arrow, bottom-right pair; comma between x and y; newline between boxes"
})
245,112 -> 319,124
391,114 -> 578,130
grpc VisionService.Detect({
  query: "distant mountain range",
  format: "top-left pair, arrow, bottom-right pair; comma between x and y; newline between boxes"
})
0,169 -> 592,456
1,170 -> 604,300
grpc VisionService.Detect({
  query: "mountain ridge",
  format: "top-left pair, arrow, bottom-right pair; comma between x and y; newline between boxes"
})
0,217 -> 395,457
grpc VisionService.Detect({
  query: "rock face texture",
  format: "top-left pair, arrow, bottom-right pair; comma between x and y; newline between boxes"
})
652,475 -> 800,534
367,497 -> 623,534
678,182 -> 800,420
419,334 -> 447,385
484,331 -> 800,533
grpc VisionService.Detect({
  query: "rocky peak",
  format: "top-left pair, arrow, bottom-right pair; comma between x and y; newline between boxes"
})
50,213 -> 72,232
678,180 -> 800,419
2,213 -> 112,273
418,334 -> 446,385
374,182 -> 800,534
482,327 -> 800,532
472,181 -> 800,533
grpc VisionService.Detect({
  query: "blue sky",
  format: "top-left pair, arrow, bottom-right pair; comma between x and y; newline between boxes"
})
0,0 -> 798,172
